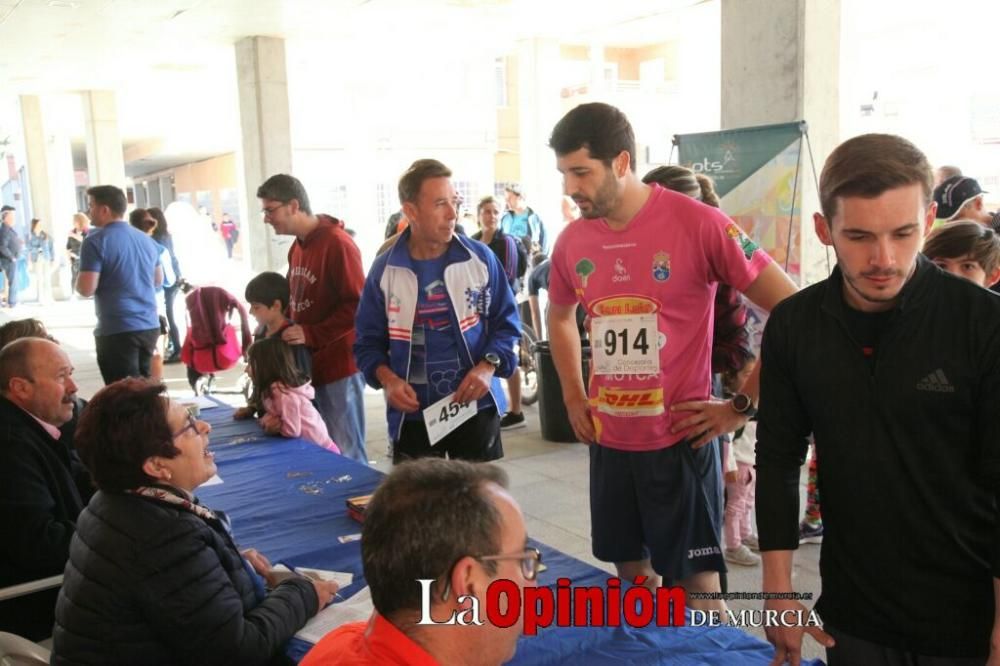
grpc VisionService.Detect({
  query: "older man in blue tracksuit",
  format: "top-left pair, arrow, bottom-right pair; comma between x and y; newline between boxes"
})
355,159 -> 520,462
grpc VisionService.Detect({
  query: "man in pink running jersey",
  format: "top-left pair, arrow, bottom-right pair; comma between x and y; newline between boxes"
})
545,103 -> 797,608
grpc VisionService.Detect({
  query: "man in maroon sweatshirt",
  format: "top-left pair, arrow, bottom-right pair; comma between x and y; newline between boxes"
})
257,174 -> 367,463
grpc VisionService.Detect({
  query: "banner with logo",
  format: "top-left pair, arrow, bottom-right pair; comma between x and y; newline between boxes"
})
674,122 -> 806,351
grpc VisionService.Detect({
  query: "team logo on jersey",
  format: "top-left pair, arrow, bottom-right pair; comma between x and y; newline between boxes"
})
652,251 -> 671,282
575,258 -> 596,287
725,223 -> 760,260
612,258 -> 631,283
593,387 -> 665,417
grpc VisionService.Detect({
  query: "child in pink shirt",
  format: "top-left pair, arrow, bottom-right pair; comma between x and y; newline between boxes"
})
245,337 -> 340,453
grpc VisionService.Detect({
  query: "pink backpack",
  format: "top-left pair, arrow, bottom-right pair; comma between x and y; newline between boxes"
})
181,286 -> 252,374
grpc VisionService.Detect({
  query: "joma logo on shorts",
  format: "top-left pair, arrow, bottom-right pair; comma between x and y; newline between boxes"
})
688,546 -> 721,559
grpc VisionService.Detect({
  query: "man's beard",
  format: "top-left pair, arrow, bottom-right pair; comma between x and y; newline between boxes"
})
576,171 -> 620,220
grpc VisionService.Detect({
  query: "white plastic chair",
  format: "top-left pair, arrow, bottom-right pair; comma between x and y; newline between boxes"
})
0,574 -> 62,664
0,631 -> 50,665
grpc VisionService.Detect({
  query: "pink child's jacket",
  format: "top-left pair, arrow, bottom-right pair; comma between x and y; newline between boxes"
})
262,381 -> 340,454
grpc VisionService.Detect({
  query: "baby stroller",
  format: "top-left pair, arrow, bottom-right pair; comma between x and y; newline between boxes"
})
180,285 -> 253,397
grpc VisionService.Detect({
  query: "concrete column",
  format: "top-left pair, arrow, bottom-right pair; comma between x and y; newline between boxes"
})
516,38 -> 564,239
21,94 -> 78,300
134,181 -> 147,208
235,36 -> 293,272
80,90 -> 126,189
721,0 -> 840,284
147,181 -> 162,208
158,176 -> 173,208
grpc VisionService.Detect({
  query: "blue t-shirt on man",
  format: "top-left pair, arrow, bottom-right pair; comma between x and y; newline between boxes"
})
79,221 -> 161,336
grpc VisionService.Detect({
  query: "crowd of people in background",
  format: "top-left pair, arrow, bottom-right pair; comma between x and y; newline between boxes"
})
1,99 -> 999,666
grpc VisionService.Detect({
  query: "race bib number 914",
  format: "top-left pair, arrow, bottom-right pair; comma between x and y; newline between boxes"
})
592,314 -> 660,376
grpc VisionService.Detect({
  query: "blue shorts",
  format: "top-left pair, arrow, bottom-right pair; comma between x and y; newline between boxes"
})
589,440 -> 725,582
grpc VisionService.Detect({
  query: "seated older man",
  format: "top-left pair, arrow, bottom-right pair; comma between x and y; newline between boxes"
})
302,458 -> 539,665
0,337 -> 89,640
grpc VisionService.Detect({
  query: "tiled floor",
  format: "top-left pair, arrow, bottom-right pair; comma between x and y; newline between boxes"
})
1,297 -> 826,663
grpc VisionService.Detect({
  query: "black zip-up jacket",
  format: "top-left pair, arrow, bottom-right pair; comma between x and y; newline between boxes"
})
756,256 -> 1000,658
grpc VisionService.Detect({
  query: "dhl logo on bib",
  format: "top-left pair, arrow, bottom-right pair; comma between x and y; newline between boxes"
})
593,387 -> 665,417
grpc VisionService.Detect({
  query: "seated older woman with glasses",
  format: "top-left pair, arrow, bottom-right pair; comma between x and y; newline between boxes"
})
51,378 -> 338,665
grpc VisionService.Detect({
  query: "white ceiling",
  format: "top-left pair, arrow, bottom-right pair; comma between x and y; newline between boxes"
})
0,0 -> 709,176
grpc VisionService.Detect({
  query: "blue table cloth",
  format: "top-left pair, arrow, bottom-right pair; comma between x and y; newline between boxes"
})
197,403 -> 823,665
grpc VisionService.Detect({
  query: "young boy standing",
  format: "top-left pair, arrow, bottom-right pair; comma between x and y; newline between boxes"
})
238,271 -> 313,418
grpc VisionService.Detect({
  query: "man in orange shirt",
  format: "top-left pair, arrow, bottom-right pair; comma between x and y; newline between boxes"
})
302,459 -> 538,665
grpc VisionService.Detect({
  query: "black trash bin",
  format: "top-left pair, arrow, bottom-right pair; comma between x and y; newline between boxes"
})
534,340 -> 591,442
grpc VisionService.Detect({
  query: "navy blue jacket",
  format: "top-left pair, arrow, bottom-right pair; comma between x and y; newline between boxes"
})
52,489 -> 317,665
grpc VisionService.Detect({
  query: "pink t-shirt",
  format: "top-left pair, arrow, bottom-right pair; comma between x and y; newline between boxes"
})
548,185 -> 772,451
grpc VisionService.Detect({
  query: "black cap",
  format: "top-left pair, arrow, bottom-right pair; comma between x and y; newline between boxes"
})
934,176 -> 985,220
0,205 -> 15,213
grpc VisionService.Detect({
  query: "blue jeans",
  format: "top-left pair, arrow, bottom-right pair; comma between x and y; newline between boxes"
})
163,284 -> 182,357
314,372 -> 367,464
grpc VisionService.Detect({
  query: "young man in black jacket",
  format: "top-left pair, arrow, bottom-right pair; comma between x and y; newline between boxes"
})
757,133 -> 1000,665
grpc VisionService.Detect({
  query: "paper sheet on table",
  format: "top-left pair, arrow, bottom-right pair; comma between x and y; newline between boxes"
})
271,563 -> 354,589
200,474 -> 224,487
295,586 -> 374,644
187,396 -> 221,410
269,564 -> 353,588
295,567 -> 353,588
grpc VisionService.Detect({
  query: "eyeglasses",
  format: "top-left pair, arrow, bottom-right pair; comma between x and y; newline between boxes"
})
172,412 -> 200,439
438,547 -> 542,602
260,202 -> 289,217
476,547 -> 543,581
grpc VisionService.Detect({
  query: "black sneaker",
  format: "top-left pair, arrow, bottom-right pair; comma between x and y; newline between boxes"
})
500,412 -> 526,430
799,520 -> 824,544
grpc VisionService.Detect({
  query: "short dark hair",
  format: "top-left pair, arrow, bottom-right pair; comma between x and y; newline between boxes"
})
75,379 -> 178,492
819,134 -> 932,222
924,220 -> 1000,274
362,459 -> 509,619
257,174 -> 312,215
477,195 -> 500,214
86,185 -> 128,217
128,208 -> 156,234
398,159 -> 452,204
548,102 -> 636,171
245,271 -> 290,310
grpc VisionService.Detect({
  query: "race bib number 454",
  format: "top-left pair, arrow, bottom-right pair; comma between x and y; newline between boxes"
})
423,393 -> 477,445
592,314 -> 660,376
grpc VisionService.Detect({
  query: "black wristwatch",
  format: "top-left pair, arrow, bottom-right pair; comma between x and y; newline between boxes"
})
730,393 -> 757,418
482,353 -> 501,370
